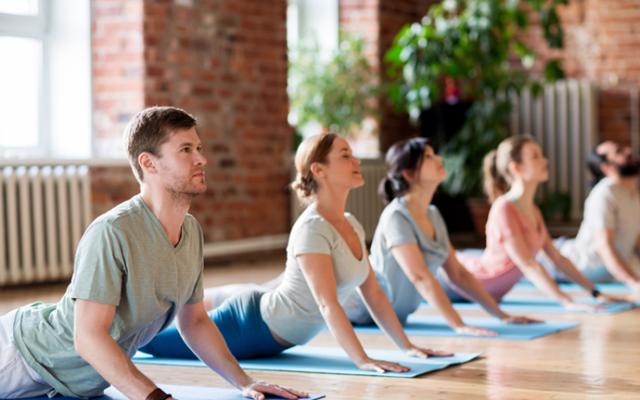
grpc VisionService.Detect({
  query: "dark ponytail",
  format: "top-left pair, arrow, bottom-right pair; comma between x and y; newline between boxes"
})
378,137 -> 431,204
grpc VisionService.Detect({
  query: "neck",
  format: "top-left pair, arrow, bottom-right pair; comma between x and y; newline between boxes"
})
404,182 -> 436,211
610,174 -> 639,193
140,183 -> 191,245
314,186 -> 349,221
506,179 -> 538,205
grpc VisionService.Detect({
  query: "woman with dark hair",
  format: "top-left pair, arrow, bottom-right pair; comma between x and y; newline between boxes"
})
140,133 -> 451,372
343,137 -> 538,335
439,136 -> 623,309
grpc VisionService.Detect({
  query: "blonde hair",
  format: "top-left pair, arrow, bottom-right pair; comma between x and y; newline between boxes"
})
291,133 -> 338,201
483,135 -> 536,202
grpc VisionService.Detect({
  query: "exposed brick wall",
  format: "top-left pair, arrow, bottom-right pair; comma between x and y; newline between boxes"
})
341,0 -> 640,151
92,0 -> 145,159
91,0 -> 292,241
521,0 -> 640,145
339,0 -> 439,153
142,0 -> 291,241
90,166 -> 139,218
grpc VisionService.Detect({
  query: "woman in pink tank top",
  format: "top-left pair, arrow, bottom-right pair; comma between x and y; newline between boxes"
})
442,136 -> 623,309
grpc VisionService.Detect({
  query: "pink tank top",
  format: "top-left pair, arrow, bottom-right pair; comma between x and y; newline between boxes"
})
463,197 -> 548,279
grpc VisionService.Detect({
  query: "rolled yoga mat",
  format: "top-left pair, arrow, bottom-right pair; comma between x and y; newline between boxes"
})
133,346 -> 481,378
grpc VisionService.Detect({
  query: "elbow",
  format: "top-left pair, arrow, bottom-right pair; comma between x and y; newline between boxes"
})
73,329 -> 90,359
316,298 -> 340,317
519,260 -> 544,276
409,273 -> 436,290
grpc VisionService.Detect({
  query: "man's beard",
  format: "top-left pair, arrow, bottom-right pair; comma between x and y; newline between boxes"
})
616,159 -> 640,177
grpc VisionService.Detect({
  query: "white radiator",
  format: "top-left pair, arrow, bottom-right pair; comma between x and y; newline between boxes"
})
345,158 -> 386,241
0,165 -> 92,286
510,79 -> 598,219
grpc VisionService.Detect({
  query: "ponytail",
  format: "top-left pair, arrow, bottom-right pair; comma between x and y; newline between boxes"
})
378,174 -> 410,205
379,137 -> 430,205
482,150 -> 508,203
483,135 -> 537,203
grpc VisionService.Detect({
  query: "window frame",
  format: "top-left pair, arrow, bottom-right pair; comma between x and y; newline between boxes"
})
0,0 -> 50,158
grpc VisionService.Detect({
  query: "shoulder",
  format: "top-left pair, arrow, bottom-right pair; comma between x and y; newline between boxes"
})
345,212 -> 366,240
184,213 -> 203,234
92,196 -> 147,231
381,198 -> 412,224
293,206 -> 334,238
589,178 -> 616,199
489,196 -> 515,215
428,205 -> 444,221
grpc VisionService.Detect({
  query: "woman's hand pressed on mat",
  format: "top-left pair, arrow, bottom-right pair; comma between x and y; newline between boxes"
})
241,381 -> 309,400
595,292 -> 631,304
453,325 -> 498,337
500,314 -> 542,324
404,344 -> 454,358
356,357 -> 410,373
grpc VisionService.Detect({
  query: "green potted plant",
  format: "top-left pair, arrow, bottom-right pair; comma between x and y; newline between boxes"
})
288,33 -> 378,141
385,0 -> 567,235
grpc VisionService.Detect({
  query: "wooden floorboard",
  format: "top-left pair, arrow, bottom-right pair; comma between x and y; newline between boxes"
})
1,256 -> 638,399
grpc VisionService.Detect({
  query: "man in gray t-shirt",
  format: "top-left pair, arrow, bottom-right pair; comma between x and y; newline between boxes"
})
557,141 -> 640,292
0,107 -> 304,400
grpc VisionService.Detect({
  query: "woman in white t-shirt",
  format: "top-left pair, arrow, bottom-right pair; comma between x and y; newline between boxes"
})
142,133 -> 452,373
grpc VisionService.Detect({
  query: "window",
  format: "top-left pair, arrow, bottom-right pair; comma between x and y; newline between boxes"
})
287,0 -> 339,136
0,0 -> 91,160
287,0 -> 339,58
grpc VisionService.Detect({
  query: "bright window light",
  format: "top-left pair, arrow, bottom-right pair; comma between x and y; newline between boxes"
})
0,0 -> 39,16
0,37 -> 41,149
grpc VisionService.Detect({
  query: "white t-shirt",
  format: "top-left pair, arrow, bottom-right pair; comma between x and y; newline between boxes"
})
260,203 -> 369,345
560,177 -> 640,272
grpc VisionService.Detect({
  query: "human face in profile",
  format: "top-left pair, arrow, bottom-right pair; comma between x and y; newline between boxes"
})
153,127 -> 208,197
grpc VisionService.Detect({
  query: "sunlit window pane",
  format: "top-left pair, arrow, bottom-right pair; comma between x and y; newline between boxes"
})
0,0 -> 38,16
0,37 -> 41,148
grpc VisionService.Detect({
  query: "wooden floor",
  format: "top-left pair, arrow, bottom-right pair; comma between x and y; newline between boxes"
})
1,256 -> 639,399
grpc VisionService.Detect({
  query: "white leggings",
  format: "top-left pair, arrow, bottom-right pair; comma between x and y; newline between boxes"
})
0,309 -> 51,399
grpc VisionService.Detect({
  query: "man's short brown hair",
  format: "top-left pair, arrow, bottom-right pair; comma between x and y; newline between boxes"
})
123,106 -> 197,183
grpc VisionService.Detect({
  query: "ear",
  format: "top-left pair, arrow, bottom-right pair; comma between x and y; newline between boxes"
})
600,162 -> 614,176
401,169 -> 415,183
309,162 -> 325,180
507,160 -> 521,177
138,152 -> 157,176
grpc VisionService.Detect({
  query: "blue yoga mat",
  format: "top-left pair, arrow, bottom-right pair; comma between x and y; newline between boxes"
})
133,347 -> 481,378
354,315 -> 577,340
514,281 -> 630,293
422,296 -> 637,314
12,384 -> 325,400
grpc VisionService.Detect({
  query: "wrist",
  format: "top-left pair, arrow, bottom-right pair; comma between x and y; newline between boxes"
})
233,373 -> 254,390
353,352 -> 370,365
559,295 -> 573,305
146,388 -> 171,400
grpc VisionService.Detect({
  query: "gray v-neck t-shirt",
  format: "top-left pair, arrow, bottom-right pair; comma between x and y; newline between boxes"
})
345,197 -> 450,323
13,195 -> 204,398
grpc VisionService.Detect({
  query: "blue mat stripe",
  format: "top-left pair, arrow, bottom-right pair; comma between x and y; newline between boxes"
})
132,347 -> 481,378
354,315 -> 578,340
